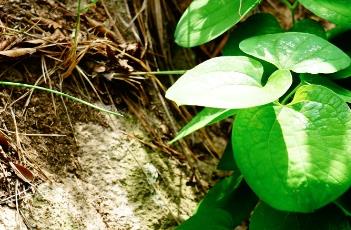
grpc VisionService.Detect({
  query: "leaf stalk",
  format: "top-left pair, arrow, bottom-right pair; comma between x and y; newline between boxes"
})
0,81 -> 122,116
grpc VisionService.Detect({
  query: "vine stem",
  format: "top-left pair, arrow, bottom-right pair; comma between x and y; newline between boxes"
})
0,81 -> 122,116
116,70 -> 187,76
281,83 -> 302,105
281,0 -> 299,25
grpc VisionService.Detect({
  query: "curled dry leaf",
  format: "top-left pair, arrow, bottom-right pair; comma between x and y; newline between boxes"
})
0,48 -> 36,57
84,16 -> 124,43
9,162 -> 34,183
0,132 -> 9,152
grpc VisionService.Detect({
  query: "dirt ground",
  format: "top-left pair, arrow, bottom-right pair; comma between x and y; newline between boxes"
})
0,89 -> 222,230
0,0 -> 230,229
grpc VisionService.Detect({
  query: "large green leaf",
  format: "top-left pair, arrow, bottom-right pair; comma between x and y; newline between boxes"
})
169,107 -> 236,144
222,13 -> 281,83
330,53 -> 351,79
178,175 -> 258,230
174,0 -> 261,47
250,202 -> 351,230
330,64 -> 351,79
233,85 -> 351,212
239,32 -> 351,74
300,73 -> 351,102
298,0 -> 351,26
165,56 -> 292,109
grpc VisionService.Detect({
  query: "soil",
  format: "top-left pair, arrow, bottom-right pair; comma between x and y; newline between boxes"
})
0,89 -> 220,229
0,47 -> 221,230
0,0 -> 229,229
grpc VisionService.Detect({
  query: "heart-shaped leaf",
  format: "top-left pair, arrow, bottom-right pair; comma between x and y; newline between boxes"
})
169,107 -> 236,144
239,32 -> 351,74
222,13 -> 282,83
300,73 -> 351,103
233,84 -> 351,212
166,56 -> 292,109
298,0 -> 351,26
330,53 -> 351,79
174,0 -> 261,47
250,202 -> 351,230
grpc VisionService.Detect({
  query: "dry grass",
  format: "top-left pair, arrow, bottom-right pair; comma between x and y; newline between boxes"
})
0,0 -> 228,208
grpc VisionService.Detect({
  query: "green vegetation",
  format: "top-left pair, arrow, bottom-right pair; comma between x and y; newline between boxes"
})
166,0 -> 351,229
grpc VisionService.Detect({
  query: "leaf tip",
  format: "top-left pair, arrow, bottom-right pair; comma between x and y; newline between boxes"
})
167,139 -> 176,145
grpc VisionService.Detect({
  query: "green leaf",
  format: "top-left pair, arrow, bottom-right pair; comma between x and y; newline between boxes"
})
174,0 -> 261,47
177,208 -> 234,230
165,56 -> 292,109
330,53 -> 351,79
300,73 -> 351,102
178,175 -> 258,230
222,13 -> 281,83
169,107 -> 236,144
298,0 -> 351,26
208,180 -> 257,227
239,32 -> 351,74
290,19 -> 326,38
197,173 -> 243,210
330,65 -> 351,79
233,85 -> 351,212
217,138 -> 238,171
250,202 -> 351,230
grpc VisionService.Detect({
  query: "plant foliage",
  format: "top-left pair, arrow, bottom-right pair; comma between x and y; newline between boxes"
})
175,0 -> 261,47
167,0 -> 351,229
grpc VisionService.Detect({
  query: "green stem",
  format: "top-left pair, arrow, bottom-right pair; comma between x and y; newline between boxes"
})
334,201 -> 351,216
0,81 -> 122,116
281,0 -> 299,26
281,0 -> 291,7
281,83 -> 302,105
291,0 -> 299,9
291,8 -> 295,25
118,70 -> 187,76
291,1 -> 299,25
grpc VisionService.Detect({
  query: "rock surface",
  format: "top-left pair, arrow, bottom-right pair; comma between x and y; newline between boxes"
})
0,113 -> 199,229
